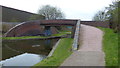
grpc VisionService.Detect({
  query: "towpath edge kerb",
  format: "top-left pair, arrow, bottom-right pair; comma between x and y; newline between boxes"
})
72,19 -> 81,51
48,19 -> 81,57
47,39 -> 61,57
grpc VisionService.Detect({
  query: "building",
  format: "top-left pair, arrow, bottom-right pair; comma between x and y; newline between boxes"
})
1,5 -> 45,22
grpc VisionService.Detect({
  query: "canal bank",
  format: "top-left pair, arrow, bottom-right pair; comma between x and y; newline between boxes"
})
2,31 -> 71,40
32,38 -> 73,67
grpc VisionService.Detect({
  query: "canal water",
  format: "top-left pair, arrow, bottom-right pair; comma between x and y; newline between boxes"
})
0,39 -> 59,66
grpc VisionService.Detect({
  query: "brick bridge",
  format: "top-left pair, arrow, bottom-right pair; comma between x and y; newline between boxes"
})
4,19 -> 80,38
4,19 -> 109,50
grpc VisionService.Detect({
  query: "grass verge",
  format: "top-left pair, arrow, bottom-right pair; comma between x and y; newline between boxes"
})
1,36 -> 47,40
32,38 -> 73,68
98,27 -> 118,66
1,31 -> 71,40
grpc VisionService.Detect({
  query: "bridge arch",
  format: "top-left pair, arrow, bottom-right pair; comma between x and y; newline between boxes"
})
4,19 -> 79,38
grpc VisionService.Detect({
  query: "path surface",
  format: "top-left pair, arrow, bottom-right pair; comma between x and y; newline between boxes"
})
61,24 -> 105,66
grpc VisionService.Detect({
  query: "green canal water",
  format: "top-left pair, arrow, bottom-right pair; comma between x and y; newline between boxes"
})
0,39 -> 59,66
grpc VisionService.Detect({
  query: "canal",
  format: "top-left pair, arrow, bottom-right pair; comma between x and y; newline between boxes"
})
0,38 -> 59,66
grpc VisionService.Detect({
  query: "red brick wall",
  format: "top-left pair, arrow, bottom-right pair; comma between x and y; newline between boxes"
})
5,21 -> 58,37
81,21 -> 109,28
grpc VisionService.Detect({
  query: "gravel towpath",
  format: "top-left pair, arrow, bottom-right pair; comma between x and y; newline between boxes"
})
60,24 -> 105,66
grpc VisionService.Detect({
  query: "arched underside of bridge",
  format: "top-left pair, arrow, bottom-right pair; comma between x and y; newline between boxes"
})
4,19 -> 79,38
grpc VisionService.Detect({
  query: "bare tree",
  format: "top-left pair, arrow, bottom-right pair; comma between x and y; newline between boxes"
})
38,5 -> 65,20
92,10 -> 108,21
92,1 -> 119,33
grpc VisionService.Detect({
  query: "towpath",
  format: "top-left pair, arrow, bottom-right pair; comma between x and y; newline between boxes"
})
60,24 -> 105,66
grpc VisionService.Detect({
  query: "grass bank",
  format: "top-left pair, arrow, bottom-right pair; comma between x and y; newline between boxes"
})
1,31 -> 71,40
99,27 -> 118,66
2,36 -> 47,40
32,38 -> 73,68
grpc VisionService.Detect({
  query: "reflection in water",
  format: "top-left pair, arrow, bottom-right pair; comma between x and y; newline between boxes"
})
45,40 -> 51,45
4,44 -> 23,53
1,39 -> 59,66
45,40 -> 51,50
32,45 -> 40,47
0,53 -> 46,66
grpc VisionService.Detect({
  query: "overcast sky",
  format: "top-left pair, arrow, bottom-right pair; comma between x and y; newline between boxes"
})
1,0 -> 113,21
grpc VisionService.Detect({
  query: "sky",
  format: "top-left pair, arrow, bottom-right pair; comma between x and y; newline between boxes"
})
1,0 -> 113,21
